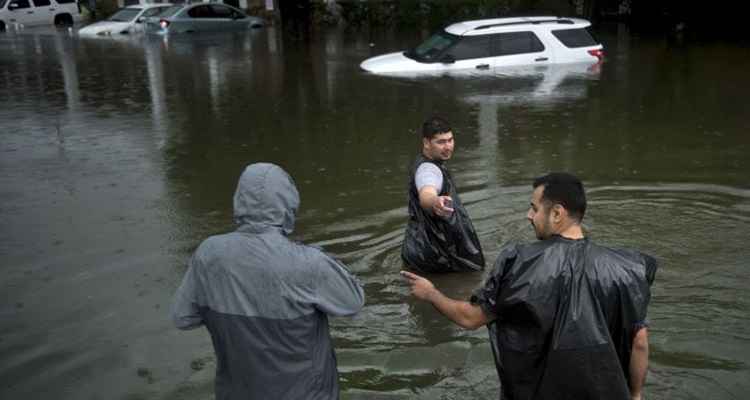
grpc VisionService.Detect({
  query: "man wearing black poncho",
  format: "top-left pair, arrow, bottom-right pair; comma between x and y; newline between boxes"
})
401,116 -> 485,273
402,173 -> 656,400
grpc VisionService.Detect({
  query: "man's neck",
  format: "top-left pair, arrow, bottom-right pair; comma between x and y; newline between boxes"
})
558,223 -> 584,240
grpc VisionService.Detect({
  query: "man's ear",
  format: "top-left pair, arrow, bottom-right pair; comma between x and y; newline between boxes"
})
551,204 -> 566,224
422,137 -> 430,149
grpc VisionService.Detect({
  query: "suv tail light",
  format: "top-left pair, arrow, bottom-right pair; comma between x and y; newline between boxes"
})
588,49 -> 604,61
159,19 -> 170,29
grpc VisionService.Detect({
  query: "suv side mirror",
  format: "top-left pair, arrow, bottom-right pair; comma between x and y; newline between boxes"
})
440,54 -> 456,64
136,17 -> 144,23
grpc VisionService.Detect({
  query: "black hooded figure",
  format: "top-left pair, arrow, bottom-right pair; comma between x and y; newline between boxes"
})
401,117 -> 485,273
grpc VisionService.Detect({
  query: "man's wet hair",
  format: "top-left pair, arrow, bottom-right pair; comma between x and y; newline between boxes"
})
422,116 -> 452,139
533,172 -> 587,222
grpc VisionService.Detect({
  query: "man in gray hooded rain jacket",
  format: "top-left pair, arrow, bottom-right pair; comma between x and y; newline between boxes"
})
171,163 -> 365,400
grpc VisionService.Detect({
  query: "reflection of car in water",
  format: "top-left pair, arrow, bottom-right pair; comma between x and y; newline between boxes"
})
78,3 -> 172,36
361,16 -> 603,74
0,0 -> 81,31
147,3 -> 264,34
459,63 -> 601,106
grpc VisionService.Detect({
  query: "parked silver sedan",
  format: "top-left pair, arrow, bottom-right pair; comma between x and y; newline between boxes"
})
148,3 -> 264,34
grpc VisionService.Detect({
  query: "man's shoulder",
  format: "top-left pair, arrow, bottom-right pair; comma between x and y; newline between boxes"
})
587,242 -> 658,284
492,238 -> 587,270
505,239 -> 557,258
414,157 -> 441,172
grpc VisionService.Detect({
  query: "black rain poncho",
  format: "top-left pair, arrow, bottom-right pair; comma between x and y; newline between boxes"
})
171,163 -> 365,400
401,155 -> 485,273
471,236 -> 657,400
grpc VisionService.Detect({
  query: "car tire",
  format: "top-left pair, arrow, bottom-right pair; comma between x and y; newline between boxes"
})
54,14 -> 74,26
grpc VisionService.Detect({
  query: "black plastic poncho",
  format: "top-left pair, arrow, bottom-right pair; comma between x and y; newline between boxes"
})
401,155 -> 485,273
471,236 -> 657,400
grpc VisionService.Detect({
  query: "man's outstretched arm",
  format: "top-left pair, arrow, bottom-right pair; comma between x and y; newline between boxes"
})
629,327 -> 649,400
401,270 -> 492,330
418,186 -> 454,217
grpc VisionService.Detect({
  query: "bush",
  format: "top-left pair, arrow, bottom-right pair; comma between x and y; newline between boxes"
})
331,0 -> 529,29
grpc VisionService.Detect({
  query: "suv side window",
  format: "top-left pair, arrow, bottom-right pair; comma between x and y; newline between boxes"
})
32,0 -> 51,7
492,31 -> 545,56
445,35 -> 491,60
11,0 -> 31,9
54,0 -> 75,3
551,28 -> 598,48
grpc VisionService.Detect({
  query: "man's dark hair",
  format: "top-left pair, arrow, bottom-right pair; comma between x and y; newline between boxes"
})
422,116 -> 451,139
532,172 -> 587,222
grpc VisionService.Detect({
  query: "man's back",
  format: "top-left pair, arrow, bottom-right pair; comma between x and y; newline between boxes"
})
473,236 -> 656,399
171,163 -> 364,400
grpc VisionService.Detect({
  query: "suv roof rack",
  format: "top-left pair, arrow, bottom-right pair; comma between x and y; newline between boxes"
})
474,18 -> 575,30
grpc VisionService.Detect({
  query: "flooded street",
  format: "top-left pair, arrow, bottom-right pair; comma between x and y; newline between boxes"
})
1,23 -> 749,399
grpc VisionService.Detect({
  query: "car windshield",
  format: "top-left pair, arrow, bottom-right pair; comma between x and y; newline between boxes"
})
158,5 -> 183,18
107,8 -> 141,22
406,30 -> 460,62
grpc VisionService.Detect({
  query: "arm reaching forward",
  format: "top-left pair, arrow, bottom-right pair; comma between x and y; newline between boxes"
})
418,186 -> 454,218
401,270 -> 492,330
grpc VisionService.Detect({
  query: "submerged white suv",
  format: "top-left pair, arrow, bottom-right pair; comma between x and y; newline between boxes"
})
361,16 -> 604,74
0,0 -> 81,32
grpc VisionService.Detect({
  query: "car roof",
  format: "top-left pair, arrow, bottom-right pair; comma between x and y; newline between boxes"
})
445,16 -> 591,36
125,3 -> 172,9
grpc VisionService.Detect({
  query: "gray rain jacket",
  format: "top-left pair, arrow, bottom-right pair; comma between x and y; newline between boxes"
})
171,163 -> 365,400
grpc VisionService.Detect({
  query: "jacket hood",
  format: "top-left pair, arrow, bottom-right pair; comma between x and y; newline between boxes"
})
233,163 -> 299,235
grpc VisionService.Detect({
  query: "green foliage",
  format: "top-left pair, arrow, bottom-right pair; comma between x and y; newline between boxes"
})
334,0 -> 520,29
310,1 -> 340,26
94,0 -> 119,21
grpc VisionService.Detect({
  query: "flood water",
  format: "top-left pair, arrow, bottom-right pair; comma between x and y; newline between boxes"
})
1,23 -> 749,400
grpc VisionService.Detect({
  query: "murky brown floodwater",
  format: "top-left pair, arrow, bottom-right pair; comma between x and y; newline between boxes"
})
1,22 -> 749,400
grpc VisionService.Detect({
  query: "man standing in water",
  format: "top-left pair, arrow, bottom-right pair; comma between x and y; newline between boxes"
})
171,163 -> 364,400
402,173 -> 656,400
401,116 -> 485,273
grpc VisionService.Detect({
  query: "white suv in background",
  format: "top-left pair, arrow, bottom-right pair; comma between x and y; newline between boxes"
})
0,0 -> 81,31
361,16 -> 604,74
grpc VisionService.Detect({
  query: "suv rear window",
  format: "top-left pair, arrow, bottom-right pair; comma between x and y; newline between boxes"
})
552,28 -> 598,48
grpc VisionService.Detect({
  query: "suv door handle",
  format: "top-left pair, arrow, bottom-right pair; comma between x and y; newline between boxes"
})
535,57 -> 548,62
475,64 -> 490,70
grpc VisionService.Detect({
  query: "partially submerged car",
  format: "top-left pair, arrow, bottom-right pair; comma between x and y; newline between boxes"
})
148,3 -> 264,34
0,0 -> 81,31
78,3 -> 172,36
360,16 -> 604,74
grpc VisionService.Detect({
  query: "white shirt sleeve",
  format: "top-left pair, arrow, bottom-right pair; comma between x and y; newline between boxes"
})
415,163 -> 443,193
